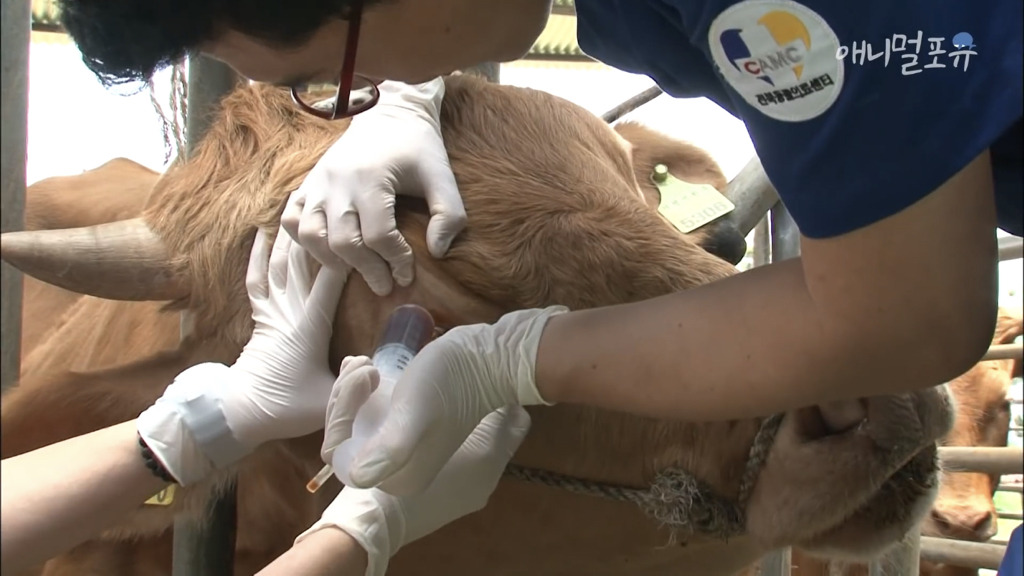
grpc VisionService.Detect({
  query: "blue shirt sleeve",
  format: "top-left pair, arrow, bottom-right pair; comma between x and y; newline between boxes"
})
999,524 -> 1022,576
577,0 -> 1023,239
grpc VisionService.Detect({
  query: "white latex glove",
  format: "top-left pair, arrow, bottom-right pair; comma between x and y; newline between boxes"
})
137,226 -> 350,485
320,355 -> 381,465
295,404 -> 531,576
282,77 -> 467,297
342,305 -> 568,496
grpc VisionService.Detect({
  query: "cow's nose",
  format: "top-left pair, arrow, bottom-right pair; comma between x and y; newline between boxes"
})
697,220 -> 747,265
930,507 -> 998,541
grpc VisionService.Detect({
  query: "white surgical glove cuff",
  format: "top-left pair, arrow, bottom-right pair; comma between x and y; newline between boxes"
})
505,305 -> 568,406
367,77 -> 445,124
136,362 -> 253,486
294,490 -> 398,576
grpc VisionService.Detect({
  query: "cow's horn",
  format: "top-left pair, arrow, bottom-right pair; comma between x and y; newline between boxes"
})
0,218 -> 189,301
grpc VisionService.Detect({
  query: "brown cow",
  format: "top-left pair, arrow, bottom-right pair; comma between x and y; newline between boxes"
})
2,74 -> 955,576
740,307 -> 1023,576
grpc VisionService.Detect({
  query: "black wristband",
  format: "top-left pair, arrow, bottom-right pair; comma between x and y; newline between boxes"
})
138,433 -> 179,484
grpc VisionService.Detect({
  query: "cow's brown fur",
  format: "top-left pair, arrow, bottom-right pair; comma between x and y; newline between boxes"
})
3,74 -> 954,575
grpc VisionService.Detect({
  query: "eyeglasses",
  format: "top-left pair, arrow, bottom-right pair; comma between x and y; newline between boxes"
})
290,0 -> 380,120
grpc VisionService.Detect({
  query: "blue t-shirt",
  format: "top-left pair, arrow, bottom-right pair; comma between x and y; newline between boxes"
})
576,0 -> 1023,238
1000,524 -> 1023,575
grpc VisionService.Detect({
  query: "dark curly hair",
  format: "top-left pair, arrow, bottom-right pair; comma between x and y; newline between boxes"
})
58,0 -> 380,87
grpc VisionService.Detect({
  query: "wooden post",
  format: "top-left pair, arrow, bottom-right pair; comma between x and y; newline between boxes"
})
1,0 -> 29,392
171,54 -> 240,576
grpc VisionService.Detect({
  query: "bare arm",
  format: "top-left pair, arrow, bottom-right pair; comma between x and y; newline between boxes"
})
537,150 -> 999,421
257,527 -> 369,576
0,420 -> 167,573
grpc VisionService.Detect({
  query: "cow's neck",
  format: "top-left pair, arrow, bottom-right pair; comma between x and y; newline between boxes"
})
512,404 -> 766,508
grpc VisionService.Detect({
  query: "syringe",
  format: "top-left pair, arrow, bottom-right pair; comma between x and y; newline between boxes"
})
306,304 -> 436,493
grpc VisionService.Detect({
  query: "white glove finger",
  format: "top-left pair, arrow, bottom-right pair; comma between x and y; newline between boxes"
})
280,188 -> 307,243
285,232 -> 315,313
326,210 -> 396,297
338,354 -> 366,374
307,262 -> 352,327
296,202 -> 345,274
244,228 -> 272,303
267,227 -> 294,301
352,188 -> 415,288
464,406 -> 532,463
418,162 -> 467,258
347,401 -> 440,489
321,360 -> 380,463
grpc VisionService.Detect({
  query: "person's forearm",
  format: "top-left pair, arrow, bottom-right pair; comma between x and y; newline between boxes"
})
536,258 -> 979,422
0,420 -> 167,573
257,527 -> 369,576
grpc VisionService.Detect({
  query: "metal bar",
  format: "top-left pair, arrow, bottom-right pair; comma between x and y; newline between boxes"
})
758,547 -> 791,576
1,0 -> 30,392
753,216 -> 771,268
722,156 -> 781,238
184,57 -> 239,151
30,22 -> 64,34
982,342 -> 1022,361
1000,511 -> 1024,521
999,235 -> 1023,261
938,446 -> 1024,475
769,201 -> 801,261
550,3 -> 577,16
601,85 -> 663,123
755,201 -> 801,575
461,62 -> 500,83
171,494 -> 238,576
171,54 -> 240,576
869,529 -> 921,576
918,536 -> 1007,570
520,52 -> 597,64
999,484 -> 1024,494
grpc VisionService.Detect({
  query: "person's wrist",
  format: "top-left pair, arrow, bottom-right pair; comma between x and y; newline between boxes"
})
295,490 -> 397,576
136,362 -> 254,485
506,305 -> 568,406
532,308 -> 574,405
216,368 -> 273,451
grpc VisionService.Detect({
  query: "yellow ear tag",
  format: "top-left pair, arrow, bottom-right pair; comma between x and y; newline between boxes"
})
144,484 -> 176,507
652,164 -> 735,234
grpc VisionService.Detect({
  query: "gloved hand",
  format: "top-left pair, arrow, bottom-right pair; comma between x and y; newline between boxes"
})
282,77 -> 467,297
320,355 -> 380,465
137,226 -> 350,485
342,305 -> 568,496
295,392 -> 531,576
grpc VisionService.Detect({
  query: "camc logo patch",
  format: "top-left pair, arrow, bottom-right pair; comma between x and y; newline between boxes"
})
708,0 -> 844,122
